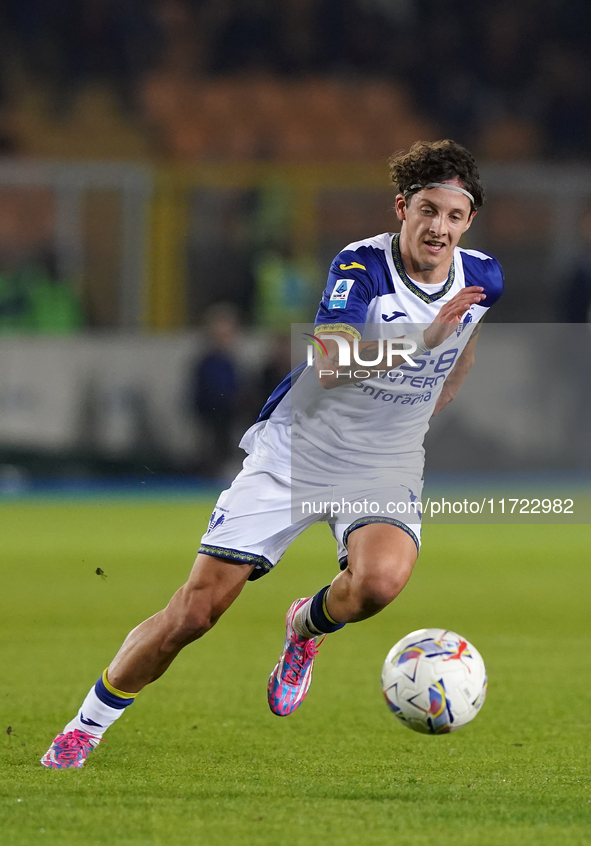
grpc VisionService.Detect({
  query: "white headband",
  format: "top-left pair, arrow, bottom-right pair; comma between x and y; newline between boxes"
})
408,182 -> 475,205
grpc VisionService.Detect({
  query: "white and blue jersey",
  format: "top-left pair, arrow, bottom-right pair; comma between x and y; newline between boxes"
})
201,233 -> 503,578
241,232 -> 503,482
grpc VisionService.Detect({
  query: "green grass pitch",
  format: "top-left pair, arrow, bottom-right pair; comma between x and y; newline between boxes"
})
1,500 -> 590,846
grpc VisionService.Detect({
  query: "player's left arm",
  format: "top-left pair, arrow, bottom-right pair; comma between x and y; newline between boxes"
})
433,253 -> 503,414
432,321 -> 482,415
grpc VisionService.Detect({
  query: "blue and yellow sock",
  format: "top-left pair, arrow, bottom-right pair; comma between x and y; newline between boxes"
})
63,670 -> 139,738
293,586 -> 345,639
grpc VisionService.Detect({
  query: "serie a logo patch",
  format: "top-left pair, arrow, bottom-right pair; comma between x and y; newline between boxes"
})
329,279 -> 354,309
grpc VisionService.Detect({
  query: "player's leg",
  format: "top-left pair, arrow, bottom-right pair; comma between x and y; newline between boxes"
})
42,463 -> 306,767
292,522 -> 418,638
41,554 -> 253,769
268,522 -> 418,716
324,522 -> 418,623
107,553 -> 254,691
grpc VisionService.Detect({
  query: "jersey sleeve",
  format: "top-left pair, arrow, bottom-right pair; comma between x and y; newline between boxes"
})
462,251 -> 504,308
314,249 -> 376,340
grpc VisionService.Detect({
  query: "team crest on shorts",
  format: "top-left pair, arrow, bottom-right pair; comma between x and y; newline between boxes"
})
207,511 -> 225,533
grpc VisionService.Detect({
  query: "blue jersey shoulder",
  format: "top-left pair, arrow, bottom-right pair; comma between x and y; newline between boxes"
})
315,239 -> 393,327
330,244 -> 390,289
459,249 -> 504,308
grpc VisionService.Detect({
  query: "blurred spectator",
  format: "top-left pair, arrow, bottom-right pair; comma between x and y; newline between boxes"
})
561,208 -> 591,322
189,303 -> 241,477
252,245 -> 316,330
257,331 -> 292,407
0,252 -> 83,334
187,189 -> 256,323
243,330 -> 293,434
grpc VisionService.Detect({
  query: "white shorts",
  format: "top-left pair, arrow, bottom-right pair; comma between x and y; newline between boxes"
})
198,462 -> 422,581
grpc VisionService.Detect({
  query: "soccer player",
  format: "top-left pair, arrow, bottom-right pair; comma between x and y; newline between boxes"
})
41,140 -> 503,768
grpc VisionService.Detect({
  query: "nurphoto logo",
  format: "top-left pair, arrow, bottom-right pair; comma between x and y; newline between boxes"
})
303,333 -> 422,378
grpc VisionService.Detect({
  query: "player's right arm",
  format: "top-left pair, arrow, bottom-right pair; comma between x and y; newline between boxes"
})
313,330 -> 379,388
312,249 -> 375,388
314,286 -> 486,389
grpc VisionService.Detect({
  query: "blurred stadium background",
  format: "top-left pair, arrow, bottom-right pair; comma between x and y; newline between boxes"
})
0,0 -> 590,488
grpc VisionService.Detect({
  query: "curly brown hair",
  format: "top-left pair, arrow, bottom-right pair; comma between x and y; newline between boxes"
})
388,140 -> 485,210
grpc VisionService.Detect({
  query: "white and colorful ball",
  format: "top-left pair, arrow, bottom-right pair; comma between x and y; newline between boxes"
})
381,628 -> 487,734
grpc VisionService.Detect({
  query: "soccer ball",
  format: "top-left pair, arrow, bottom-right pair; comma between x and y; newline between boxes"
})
381,628 -> 487,734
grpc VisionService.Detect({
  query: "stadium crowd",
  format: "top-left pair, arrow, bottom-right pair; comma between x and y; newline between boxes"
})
1,0 -> 591,159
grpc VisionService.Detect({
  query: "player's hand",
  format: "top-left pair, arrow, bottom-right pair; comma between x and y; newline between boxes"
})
423,286 -> 485,349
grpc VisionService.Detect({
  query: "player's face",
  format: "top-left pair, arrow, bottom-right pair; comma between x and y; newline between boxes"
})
395,179 -> 476,277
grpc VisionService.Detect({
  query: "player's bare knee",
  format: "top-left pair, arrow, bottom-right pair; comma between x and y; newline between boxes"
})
359,584 -> 397,613
357,567 -> 409,611
161,587 -> 216,649
161,609 -> 212,650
